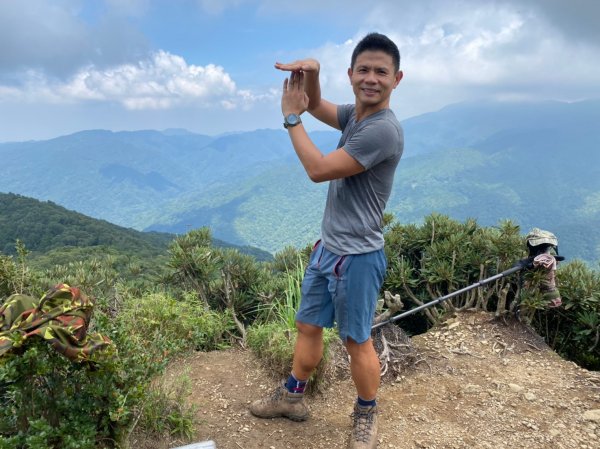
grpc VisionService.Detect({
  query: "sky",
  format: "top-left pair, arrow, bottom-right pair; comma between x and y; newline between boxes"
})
1,0 -> 599,142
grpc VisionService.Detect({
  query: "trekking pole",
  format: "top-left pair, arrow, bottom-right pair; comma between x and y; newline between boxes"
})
371,227 -> 563,331
371,264 -> 523,331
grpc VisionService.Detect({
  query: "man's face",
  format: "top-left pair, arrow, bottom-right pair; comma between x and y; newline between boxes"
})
348,50 -> 402,109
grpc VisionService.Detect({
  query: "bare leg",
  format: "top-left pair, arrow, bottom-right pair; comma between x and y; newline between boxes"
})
291,321 -> 324,380
345,337 -> 380,400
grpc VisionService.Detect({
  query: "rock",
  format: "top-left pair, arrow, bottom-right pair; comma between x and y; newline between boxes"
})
582,409 -> 600,422
509,383 -> 525,393
463,384 -> 481,394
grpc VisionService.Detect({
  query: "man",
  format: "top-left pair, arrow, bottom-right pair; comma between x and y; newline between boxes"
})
250,32 -> 404,449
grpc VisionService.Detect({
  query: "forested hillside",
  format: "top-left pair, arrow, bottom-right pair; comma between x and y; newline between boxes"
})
0,192 -> 273,262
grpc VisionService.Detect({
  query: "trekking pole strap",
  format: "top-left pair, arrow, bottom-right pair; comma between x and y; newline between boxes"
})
371,264 -> 523,330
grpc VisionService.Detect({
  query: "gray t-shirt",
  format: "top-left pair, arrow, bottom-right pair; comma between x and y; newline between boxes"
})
321,104 -> 403,255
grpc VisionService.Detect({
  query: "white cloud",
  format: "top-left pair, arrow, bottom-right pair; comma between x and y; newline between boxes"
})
297,0 -> 600,117
1,51 -> 276,111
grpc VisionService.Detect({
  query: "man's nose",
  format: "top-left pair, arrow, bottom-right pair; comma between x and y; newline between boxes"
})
364,70 -> 377,83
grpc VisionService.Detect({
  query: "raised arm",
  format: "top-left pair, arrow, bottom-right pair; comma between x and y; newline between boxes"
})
279,70 -> 364,183
274,59 -> 339,130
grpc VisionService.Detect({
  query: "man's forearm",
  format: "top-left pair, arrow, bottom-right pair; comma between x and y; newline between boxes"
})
304,70 -> 322,113
288,124 -> 325,182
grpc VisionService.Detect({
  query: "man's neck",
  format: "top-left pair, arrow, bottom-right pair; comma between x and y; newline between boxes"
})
354,102 -> 390,122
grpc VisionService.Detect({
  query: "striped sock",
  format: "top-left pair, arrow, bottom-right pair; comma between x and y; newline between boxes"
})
285,373 -> 307,394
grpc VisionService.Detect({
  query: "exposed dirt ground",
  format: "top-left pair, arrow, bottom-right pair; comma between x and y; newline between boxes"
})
135,311 -> 600,449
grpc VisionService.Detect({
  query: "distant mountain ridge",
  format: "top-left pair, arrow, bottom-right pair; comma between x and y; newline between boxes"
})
1,99 -> 598,262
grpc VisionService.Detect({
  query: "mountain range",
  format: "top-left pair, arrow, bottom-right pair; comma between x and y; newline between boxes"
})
1,99 -> 598,263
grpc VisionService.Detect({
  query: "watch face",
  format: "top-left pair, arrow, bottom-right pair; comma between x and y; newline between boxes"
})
286,114 -> 299,125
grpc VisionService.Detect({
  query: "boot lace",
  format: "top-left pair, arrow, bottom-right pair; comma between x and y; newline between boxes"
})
268,385 -> 285,403
351,406 -> 375,443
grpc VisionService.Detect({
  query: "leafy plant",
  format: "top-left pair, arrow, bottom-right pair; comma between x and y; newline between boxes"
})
138,373 -> 197,441
118,291 -> 235,354
529,260 -> 600,369
383,213 -> 525,328
0,254 -> 18,300
0,341 -> 122,448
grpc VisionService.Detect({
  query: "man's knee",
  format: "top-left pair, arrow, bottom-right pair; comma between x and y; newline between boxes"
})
296,321 -> 323,338
345,337 -> 375,358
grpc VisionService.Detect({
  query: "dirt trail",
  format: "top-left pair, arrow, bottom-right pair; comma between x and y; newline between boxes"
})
136,311 -> 600,449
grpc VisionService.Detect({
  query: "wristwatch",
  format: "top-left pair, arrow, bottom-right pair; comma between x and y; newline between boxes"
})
283,113 -> 302,129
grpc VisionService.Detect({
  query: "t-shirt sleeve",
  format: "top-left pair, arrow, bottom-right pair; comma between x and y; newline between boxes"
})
342,120 -> 402,169
337,104 -> 353,130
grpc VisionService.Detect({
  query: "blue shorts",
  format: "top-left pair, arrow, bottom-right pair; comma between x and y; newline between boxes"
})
296,240 -> 387,344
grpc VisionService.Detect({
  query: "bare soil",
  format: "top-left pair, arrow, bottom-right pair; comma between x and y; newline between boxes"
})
135,311 -> 600,449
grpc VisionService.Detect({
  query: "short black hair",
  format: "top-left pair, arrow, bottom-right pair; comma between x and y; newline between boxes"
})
351,33 -> 400,72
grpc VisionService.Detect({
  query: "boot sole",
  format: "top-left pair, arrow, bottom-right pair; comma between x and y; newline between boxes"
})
249,410 -> 309,422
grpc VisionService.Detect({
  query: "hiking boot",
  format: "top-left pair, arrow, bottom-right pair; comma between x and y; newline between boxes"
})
249,384 -> 309,421
348,403 -> 378,449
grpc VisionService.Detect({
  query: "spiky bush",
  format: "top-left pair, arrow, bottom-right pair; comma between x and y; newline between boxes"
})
383,213 -> 524,327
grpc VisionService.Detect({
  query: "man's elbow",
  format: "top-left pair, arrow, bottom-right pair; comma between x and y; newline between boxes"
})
306,167 -> 330,183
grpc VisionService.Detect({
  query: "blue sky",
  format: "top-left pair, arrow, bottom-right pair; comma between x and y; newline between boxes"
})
1,0 -> 599,142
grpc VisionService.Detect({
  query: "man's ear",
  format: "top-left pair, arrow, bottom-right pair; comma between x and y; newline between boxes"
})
394,70 -> 404,88
348,67 -> 353,83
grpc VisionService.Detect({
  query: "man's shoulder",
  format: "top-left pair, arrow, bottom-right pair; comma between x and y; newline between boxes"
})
338,103 -> 356,120
380,109 -> 402,128
368,110 -> 403,139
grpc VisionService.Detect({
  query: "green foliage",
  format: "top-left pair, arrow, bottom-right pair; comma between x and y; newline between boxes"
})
0,193 -> 174,258
246,322 -> 296,378
269,245 -> 309,275
167,228 -> 270,328
383,213 -> 525,327
0,254 -> 18,299
138,374 -> 197,441
34,257 -> 121,302
0,251 -> 235,448
0,341 -> 122,448
259,254 -> 305,329
528,260 -> 600,369
118,292 -> 235,354
247,257 -> 306,380
382,214 -> 600,369
0,241 -> 32,299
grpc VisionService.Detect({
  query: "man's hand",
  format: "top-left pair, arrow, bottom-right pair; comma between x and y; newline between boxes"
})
275,58 -> 337,128
275,59 -> 320,74
282,71 -> 309,117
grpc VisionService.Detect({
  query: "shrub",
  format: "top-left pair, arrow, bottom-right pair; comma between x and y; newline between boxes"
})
137,373 -> 197,442
0,285 -> 235,448
383,214 -> 524,329
0,255 -> 18,299
117,291 -> 235,354
528,260 -> 600,369
0,241 -> 32,299
166,228 -> 270,332
0,341 -> 123,448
